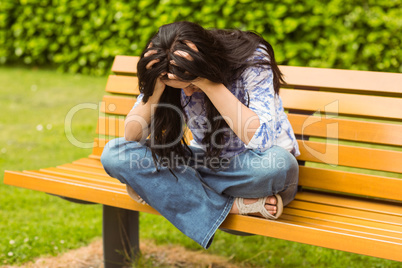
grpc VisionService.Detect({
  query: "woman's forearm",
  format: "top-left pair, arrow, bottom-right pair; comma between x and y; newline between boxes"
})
124,101 -> 152,141
125,77 -> 166,141
196,81 -> 260,144
124,92 -> 163,141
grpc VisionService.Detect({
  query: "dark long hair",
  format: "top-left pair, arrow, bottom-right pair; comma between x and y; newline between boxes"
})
137,21 -> 284,170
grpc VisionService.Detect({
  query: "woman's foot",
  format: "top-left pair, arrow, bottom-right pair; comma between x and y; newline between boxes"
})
230,195 -> 283,220
126,185 -> 148,205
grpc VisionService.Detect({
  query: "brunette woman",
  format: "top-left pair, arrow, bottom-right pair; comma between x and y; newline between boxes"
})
101,21 -> 299,248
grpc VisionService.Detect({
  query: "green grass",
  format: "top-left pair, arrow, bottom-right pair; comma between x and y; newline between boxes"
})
0,66 -> 105,265
1,66 -> 400,267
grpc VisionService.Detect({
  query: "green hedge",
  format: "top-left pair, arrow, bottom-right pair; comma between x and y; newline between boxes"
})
1,0 -> 401,75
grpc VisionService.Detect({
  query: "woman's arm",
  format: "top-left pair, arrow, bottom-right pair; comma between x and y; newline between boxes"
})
192,79 -> 261,145
167,43 -> 268,146
192,51 -> 280,151
124,77 -> 165,141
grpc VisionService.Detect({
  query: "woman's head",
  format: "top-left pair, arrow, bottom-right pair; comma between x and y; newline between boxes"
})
138,21 -> 230,102
136,21 -> 284,169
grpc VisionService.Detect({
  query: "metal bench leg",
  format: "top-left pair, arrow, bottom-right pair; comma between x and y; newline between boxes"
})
103,205 -> 140,268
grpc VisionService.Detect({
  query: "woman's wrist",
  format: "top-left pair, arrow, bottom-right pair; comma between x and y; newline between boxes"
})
147,78 -> 166,104
193,79 -> 224,95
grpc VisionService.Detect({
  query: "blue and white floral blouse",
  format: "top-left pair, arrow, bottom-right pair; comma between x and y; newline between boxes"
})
132,48 -> 300,159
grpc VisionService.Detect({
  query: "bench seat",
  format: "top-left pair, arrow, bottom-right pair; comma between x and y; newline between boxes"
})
4,155 -> 402,261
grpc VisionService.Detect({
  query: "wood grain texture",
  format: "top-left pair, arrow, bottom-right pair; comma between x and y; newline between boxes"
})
298,166 -> 402,201
111,55 -> 139,74
288,114 -> 402,146
105,75 -> 140,95
281,89 -> 402,119
280,65 -> 402,94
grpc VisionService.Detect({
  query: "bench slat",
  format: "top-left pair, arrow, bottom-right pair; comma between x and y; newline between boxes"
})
282,218 -> 402,244
288,200 -> 402,226
101,90 -> 402,119
288,114 -> 402,146
106,75 -> 140,95
97,116 -> 402,146
278,216 -> 402,244
72,158 -> 104,168
39,167 -> 115,182
284,207 -> 402,234
280,65 -> 402,94
57,163 -> 109,176
299,166 -> 402,201
110,55 -> 402,95
3,170 -> 158,214
111,56 -> 139,75
296,191 -> 402,216
297,140 -> 402,173
23,171 -> 125,193
96,117 -> 125,137
101,95 -> 136,115
281,89 -> 402,119
104,71 -> 402,97
32,169 -> 122,188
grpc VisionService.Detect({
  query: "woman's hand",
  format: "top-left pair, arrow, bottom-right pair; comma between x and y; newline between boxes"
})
162,41 -> 208,92
145,43 -> 194,95
144,45 -> 167,100
190,78 -> 221,93
166,42 -> 222,94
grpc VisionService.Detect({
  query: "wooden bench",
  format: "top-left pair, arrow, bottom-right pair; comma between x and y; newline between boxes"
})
4,55 -> 402,267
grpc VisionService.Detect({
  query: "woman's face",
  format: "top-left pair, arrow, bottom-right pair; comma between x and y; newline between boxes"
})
162,79 -> 201,96
162,78 -> 190,89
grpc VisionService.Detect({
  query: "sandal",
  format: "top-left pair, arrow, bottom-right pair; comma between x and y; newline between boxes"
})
126,185 -> 148,205
235,194 -> 283,220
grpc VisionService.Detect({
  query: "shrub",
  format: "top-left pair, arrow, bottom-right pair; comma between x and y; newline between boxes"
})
1,0 -> 400,75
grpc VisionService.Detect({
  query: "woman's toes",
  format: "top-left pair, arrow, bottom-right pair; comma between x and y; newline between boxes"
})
265,196 -> 278,215
267,196 -> 277,205
265,204 -> 277,215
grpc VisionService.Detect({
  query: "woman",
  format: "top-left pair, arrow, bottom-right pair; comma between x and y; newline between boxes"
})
101,21 -> 300,249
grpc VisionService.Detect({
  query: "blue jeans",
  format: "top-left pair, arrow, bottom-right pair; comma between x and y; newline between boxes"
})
101,137 -> 299,249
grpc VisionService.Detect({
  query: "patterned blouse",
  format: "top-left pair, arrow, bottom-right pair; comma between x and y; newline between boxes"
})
132,48 -> 300,159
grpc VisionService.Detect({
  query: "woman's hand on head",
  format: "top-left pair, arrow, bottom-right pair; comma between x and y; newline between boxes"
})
165,48 -> 202,91
153,73 -> 167,97
143,45 -> 168,98
168,43 -> 221,92
144,40 -> 218,95
162,73 -> 191,89
144,42 -> 159,69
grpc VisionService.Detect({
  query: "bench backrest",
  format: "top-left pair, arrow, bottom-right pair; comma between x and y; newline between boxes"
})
94,56 -> 402,203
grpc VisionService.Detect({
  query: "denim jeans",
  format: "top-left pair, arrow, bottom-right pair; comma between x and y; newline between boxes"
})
101,137 -> 299,249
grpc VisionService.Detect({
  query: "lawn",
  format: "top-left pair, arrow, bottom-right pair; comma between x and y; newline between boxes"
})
0,66 -> 400,267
